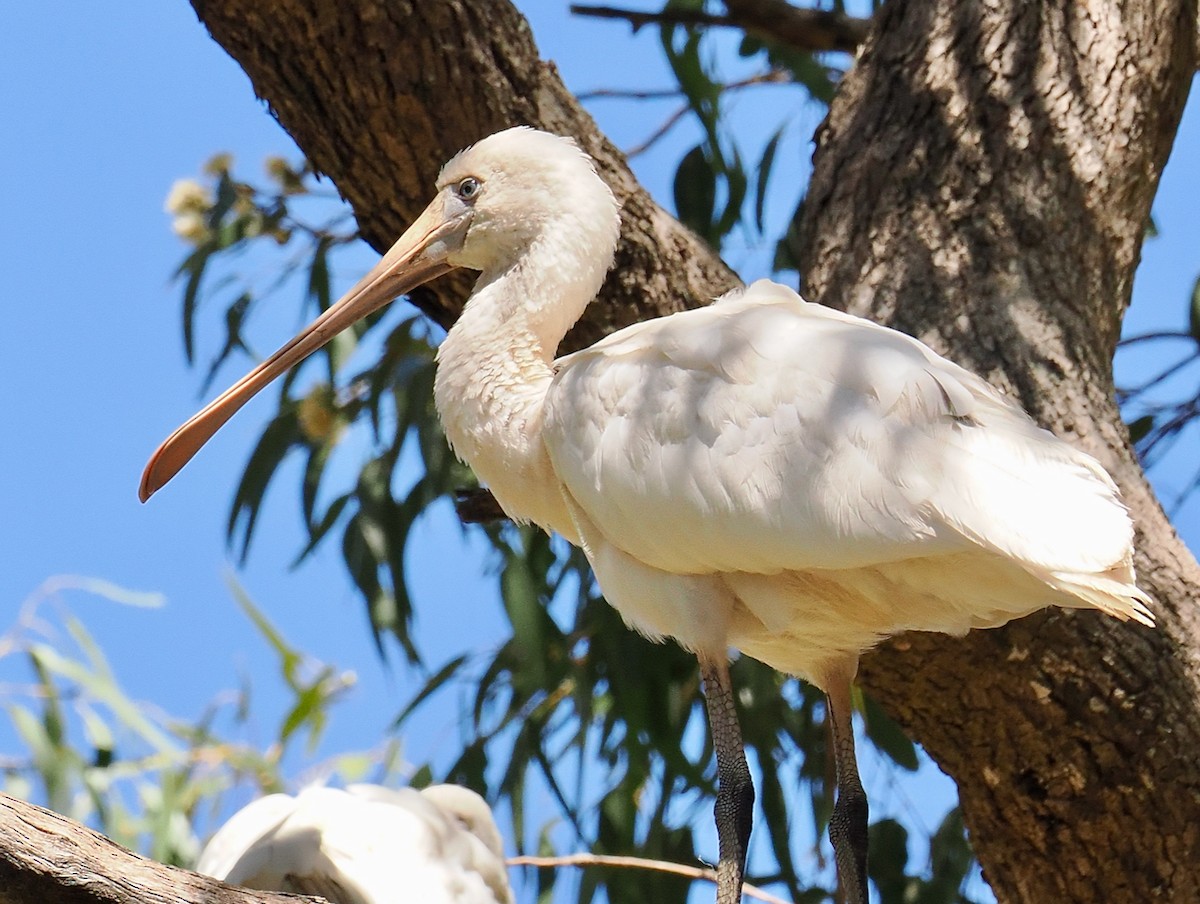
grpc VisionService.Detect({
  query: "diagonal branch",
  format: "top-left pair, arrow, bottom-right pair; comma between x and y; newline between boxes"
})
571,1 -> 872,54
0,793 -> 316,904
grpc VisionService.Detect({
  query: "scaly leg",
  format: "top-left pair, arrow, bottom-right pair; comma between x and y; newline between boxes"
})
699,655 -> 755,904
824,665 -> 869,904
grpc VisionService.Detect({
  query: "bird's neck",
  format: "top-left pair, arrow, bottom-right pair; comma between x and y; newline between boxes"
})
433,253 -> 602,533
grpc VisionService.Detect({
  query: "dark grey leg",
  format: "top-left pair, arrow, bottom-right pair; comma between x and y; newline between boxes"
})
825,675 -> 869,904
699,655 -> 755,904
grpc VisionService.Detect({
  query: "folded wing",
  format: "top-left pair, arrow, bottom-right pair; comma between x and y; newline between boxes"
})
545,281 -> 1140,601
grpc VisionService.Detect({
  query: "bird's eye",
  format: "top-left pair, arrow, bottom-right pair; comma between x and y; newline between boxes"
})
456,177 -> 482,200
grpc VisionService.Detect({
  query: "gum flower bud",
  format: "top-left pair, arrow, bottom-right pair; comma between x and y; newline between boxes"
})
297,384 -> 343,444
204,152 -> 234,176
164,179 -> 211,216
171,211 -> 209,244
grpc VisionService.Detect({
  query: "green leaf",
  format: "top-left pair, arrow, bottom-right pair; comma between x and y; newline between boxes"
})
1127,413 -> 1154,444
28,643 -> 180,756
393,654 -> 469,728
46,576 -> 165,608
925,807 -> 976,901
500,553 -> 551,695
208,173 -> 238,224
8,703 -> 53,767
225,574 -> 301,688
279,676 -> 329,747
228,407 -> 301,561
867,818 -> 913,898
755,128 -> 784,232
673,144 -> 717,244
716,144 -> 749,239
862,692 -> 919,771
200,292 -> 253,395
342,511 -> 396,657
177,243 -> 214,364
294,493 -> 353,566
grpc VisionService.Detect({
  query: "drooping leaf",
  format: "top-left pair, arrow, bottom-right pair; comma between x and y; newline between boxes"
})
716,144 -> 749,238
227,406 -> 302,562
755,127 -> 785,232
924,807 -> 976,903
393,654 -> 470,728
225,574 -> 302,687
673,143 -> 717,243
868,818 -> 914,900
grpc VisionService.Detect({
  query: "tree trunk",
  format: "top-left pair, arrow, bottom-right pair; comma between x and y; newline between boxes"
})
3,1 -> 1184,902
188,0 -> 1200,899
798,3 -> 1200,901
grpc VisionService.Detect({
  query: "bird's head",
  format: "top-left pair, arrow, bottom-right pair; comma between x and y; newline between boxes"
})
434,127 -> 621,273
138,127 -> 620,501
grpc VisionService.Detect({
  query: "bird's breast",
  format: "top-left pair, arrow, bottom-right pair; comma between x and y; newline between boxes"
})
434,343 -> 578,541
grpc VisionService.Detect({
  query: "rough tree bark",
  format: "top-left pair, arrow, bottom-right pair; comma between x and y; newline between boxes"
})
798,3 -> 1200,901
6,0 -> 1196,901
0,794 -> 315,904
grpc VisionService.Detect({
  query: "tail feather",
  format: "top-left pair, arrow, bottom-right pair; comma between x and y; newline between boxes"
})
1046,567 -> 1155,627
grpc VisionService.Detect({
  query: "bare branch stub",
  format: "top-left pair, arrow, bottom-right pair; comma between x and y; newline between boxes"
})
454,487 -> 508,524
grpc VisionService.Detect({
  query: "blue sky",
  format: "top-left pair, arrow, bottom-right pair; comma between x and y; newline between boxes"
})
2,1 -> 1197,899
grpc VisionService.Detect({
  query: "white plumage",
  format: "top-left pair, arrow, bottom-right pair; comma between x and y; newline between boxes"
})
142,127 -> 1153,904
195,784 -> 512,904
542,279 -> 1150,676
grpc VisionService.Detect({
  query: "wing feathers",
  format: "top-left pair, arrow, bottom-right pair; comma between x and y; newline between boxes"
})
545,281 -> 1145,615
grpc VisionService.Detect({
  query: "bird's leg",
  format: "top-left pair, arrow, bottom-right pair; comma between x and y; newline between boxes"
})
824,665 -> 869,904
698,654 -> 755,904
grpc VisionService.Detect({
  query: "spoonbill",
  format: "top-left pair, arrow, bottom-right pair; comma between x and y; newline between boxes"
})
142,127 -> 1154,904
195,783 -> 512,904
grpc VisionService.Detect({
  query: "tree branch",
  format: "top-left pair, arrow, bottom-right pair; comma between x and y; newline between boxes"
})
0,793 -> 318,904
508,853 -> 790,904
571,0 -> 871,54
577,68 -> 790,102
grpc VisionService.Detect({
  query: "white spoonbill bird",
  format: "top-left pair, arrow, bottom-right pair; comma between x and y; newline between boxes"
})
195,783 -> 512,904
142,128 -> 1154,904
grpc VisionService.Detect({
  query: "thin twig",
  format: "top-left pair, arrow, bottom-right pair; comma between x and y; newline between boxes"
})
579,69 -> 791,102
1138,398 -> 1200,466
507,853 -> 793,904
628,103 -> 692,157
1117,329 -> 1194,348
1168,455 -> 1200,516
1118,352 -> 1200,398
572,3 -> 737,32
579,85 -> 698,101
584,69 -> 792,158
